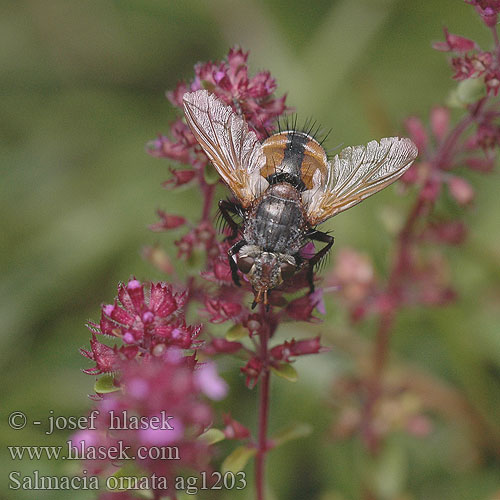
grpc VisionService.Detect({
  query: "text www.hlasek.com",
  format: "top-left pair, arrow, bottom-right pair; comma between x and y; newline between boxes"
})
8,440 -> 179,461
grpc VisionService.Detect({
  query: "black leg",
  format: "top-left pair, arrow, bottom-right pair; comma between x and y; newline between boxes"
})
228,239 -> 246,287
218,199 -> 241,241
306,230 -> 334,293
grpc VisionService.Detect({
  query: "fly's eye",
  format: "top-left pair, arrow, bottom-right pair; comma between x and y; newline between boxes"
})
280,262 -> 296,281
237,256 -> 254,274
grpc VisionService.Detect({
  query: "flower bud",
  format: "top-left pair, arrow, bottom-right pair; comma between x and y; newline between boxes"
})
448,176 -> 475,205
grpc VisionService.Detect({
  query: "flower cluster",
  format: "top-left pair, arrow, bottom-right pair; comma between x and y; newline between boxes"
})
433,3 -> 500,96
203,302 -> 327,389
81,279 -> 201,375
330,374 -> 432,443
165,47 -> 287,139
75,355 -> 227,496
466,0 -> 500,27
80,279 -> 228,498
147,46 -> 286,170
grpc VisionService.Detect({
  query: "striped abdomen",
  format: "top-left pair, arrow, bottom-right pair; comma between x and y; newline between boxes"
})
260,131 -> 329,191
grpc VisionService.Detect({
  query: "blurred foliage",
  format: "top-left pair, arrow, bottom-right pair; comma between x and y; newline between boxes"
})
0,0 -> 499,499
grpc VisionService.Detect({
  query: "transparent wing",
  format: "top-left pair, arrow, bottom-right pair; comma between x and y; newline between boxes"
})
183,90 -> 268,207
304,137 -> 418,225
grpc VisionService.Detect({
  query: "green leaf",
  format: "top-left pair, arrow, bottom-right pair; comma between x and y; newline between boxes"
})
271,362 -> 298,382
225,324 -> 247,341
201,80 -> 216,92
221,445 -> 256,473
198,428 -> 226,445
272,422 -> 313,447
447,78 -> 485,108
94,374 -> 120,394
177,493 -> 198,500
108,465 -> 153,497
371,442 -> 408,500
186,249 -> 204,269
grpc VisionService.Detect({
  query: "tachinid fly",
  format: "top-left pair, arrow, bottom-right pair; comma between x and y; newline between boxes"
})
183,90 -> 418,308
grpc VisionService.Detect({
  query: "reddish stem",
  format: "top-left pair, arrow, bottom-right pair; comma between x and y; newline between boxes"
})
256,314 -> 271,500
362,111 -> 477,453
202,182 -> 215,222
196,166 -> 216,222
491,25 -> 500,49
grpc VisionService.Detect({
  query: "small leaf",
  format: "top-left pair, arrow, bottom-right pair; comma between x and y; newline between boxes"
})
201,80 -> 216,92
271,362 -> 298,382
198,428 -> 226,445
456,78 -> 485,103
186,249 -> 204,269
272,422 -> 313,447
371,442 -> 408,500
94,374 -> 120,394
447,78 -> 485,107
110,464 -> 142,480
225,324 -> 247,341
177,493 -> 198,500
108,465 -> 152,496
221,445 -> 256,473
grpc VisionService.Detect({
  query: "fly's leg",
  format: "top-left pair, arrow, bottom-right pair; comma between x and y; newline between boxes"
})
306,230 -> 334,293
218,199 -> 242,242
228,239 -> 246,287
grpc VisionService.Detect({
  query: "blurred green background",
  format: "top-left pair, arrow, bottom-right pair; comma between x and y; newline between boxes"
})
1,0 -> 499,499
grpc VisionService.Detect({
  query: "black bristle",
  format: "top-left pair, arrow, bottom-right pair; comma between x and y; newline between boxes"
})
319,128 -> 333,147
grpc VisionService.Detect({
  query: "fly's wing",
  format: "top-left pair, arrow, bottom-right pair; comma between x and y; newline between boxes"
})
183,90 -> 268,208
304,137 -> 418,225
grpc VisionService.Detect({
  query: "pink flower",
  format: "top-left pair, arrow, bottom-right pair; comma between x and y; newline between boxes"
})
149,46 -> 288,176
452,55 -> 477,80
485,70 -> 500,96
175,222 -> 218,260
162,167 -> 197,189
469,121 -> 500,151
433,28 -> 478,53
285,289 -> 325,322
448,176 -> 475,205
241,357 -> 263,389
138,417 -> 184,445
328,248 -> 376,305
204,297 -> 244,323
204,338 -> 244,355
430,107 -> 450,142
200,254 -> 234,284
466,0 -> 500,27
80,356 -> 223,490
405,116 -> 428,152
82,280 -> 202,374
149,210 -> 186,231
222,413 -> 251,440
194,362 -> 228,400
80,334 -> 119,375
270,336 -> 328,362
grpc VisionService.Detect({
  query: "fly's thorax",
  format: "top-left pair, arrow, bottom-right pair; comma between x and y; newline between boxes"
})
244,183 -> 307,254
236,244 -> 297,292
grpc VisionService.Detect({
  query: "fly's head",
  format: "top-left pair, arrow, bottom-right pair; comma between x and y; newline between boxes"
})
236,245 -> 297,307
